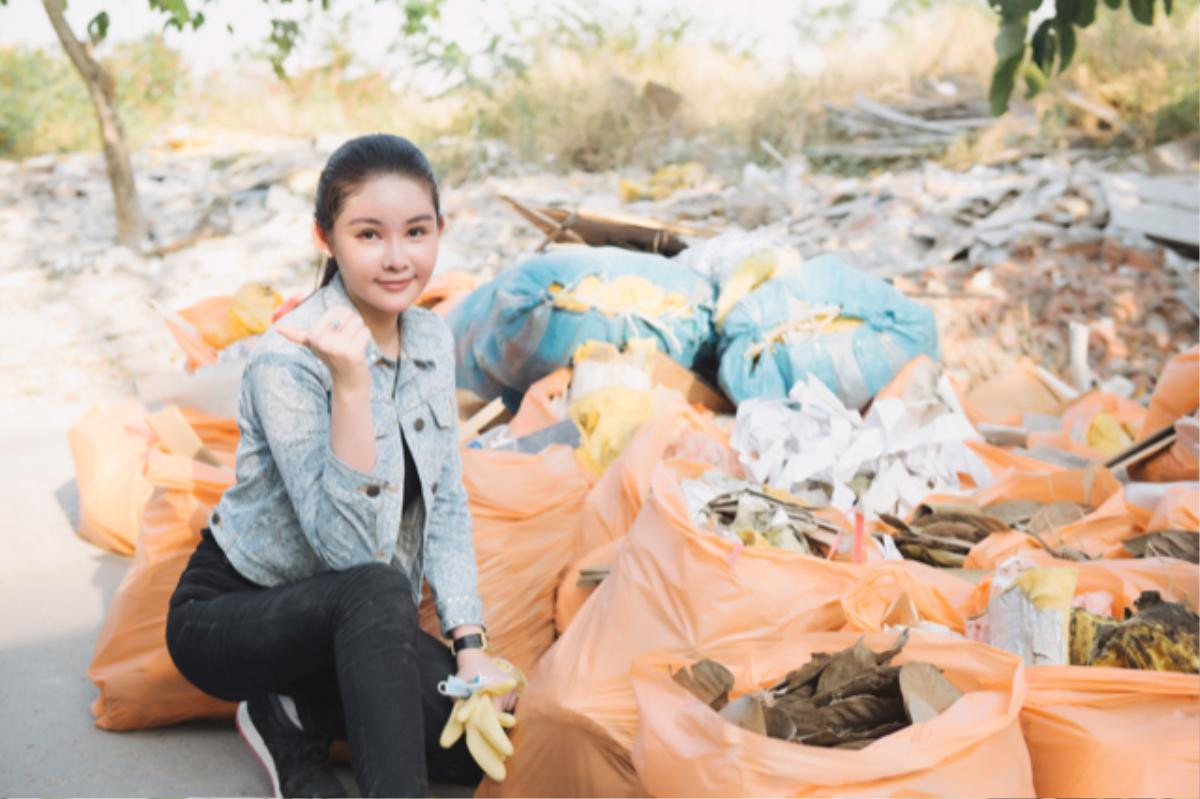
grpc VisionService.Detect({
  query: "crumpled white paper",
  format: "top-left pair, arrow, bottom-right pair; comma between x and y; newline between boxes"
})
730,366 -> 992,518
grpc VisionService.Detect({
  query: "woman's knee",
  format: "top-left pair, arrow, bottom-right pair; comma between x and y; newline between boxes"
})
332,562 -> 417,627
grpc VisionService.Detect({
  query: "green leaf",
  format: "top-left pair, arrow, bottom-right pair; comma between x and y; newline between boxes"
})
1056,18 -> 1077,71
990,52 -> 1024,115
1074,0 -> 1097,25
994,20 -> 1027,59
1164,0 -> 1173,14
149,0 -> 196,32
1030,18 -> 1056,72
267,17 -> 301,79
994,0 -> 1044,14
86,11 -> 110,44
1102,0 -> 1120,8
1055,0 -> 1079,20
1130,0 -> 1154,23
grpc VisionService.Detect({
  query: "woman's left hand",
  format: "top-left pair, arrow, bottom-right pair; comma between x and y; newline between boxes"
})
455,650 -> 519,712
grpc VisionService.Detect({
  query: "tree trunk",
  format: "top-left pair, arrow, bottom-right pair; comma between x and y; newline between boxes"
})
41,0 -> 148,250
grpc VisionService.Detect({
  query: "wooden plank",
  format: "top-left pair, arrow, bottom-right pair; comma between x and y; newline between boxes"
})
500,195 -> 713,256
459,397 -> 507,444
1105,422 -> 1178,472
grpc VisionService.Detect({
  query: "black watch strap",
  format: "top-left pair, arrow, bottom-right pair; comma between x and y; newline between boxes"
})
451,633 -> 487,655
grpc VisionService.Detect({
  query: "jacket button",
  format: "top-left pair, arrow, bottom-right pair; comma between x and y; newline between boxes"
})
432,482 -> 439,495
414,417 -> 425,432
365,485 -> 381,497
212,512 -> 221,526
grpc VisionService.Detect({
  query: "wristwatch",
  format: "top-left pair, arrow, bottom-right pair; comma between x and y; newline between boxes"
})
451,630 -> 489,656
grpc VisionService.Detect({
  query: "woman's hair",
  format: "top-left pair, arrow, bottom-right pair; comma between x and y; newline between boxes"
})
314,133 -> 441,288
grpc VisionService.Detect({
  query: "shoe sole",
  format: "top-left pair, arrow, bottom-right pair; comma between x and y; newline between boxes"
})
236,700 -> 282,799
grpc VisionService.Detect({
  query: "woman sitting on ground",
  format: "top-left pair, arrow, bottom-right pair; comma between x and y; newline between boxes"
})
166,133 -> 514,798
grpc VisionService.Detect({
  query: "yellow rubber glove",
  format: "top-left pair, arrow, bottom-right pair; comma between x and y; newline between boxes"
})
439,660 -> 525,782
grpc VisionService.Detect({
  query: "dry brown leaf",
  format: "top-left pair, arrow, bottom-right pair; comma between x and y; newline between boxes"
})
820,694 -> 906,730
671,659 -> 735,710
807,720 -> 909,749
811,666 -> 900,707
1123,530 -> 1200,563
763,703 -> 797,741
771,652 -> 831,696
815,638 -> 878,695
983,499 -> 1042,527
1027,502 -> 1089,534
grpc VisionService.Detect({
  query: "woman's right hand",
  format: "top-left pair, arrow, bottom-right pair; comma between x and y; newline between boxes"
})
277,307 -> 372,392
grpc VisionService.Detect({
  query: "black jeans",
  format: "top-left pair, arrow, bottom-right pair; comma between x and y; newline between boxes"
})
166,529 -> 481,797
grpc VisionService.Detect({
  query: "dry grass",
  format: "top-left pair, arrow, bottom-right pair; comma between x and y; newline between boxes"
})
3,1 -> 1196,175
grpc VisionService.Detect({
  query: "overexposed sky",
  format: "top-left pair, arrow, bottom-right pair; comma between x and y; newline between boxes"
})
0,0 -> 899,77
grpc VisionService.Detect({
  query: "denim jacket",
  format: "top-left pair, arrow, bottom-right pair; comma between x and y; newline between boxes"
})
209,272 -> 484,634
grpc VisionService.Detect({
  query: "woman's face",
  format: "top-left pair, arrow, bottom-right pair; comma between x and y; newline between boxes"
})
315,173 -> 442,319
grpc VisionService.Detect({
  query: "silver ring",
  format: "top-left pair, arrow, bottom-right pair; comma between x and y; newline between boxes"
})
330,320 -> 343,331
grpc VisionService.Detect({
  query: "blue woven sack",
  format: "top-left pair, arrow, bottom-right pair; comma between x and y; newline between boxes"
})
717,254 -> 939,409
449,247 -> 715,405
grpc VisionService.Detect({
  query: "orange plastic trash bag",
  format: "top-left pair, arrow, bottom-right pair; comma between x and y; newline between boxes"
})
506,368 -> 572,438
89,447 -> 237,730
1131,416 -> 1200,483
573,408 -> 728,561
630,632 -> 1034,798
418,445 -> 595,676
477,462 -> 863,798
840,561 -> 977,634
415,271 -> 483,318
556,407 -> 738,634
1027,391 -> 1147,460
964,359 -> 1072,427
68,401 -> 157,556
1022,666 -> 1200,799
964,439 -> 1064,480
1141,344 -> 1199,438
163,284 -> 282,371
555,537 -> 621,636
966,465 -> 1138,564
1146,484 -> 1200,532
